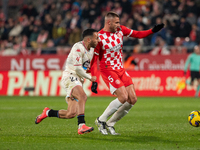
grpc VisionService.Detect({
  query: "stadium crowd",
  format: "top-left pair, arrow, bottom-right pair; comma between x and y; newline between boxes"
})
0,0 -> 200,55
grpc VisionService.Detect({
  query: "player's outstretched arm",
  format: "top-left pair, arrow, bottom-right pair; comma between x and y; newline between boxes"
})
123,24 -> 164,39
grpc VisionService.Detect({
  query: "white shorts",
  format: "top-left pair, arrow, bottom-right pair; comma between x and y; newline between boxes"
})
61,71 -> 83,98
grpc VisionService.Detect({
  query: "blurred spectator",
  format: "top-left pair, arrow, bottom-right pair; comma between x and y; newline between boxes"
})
91,17 -> 102,31
42,14 -> 53,38
31,28 -> 48,49
37,29 -> 48,45
21,2 -> 38,18
49,2 -> 60,21
2,43 -> 17,56
185,0 -> 198,15
9,21 -> 22,37
170,37 -> 187,54
169,0 -> 180,14
151,1 -> 163,25
182,24 -> 200,52
88,3 -> 101,23
68,26 -> 81,46
71,1 -> 81,16
70,13 -> 81,30
21,19 -> 33,38
0,21 -> 7,40
112,2 -> 122,16
39,2 -> 50,22
30,26 -> 39,46
81,1 -> 90,20
121,0 -> 132,14
104,1 -> 114,12
120,13 -> 129,26
63,11 -> 72,28
61,2 -> 71,15
150,36 -> 170,55
151,17 -> 166,45
52,17 -> 67,46
4,18 -> 15,40
178,16 -> 191,37
186,13 -> 197,25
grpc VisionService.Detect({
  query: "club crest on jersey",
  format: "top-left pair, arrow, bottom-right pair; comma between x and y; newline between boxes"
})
115,79 -> 120,85
117,32 -> 122,38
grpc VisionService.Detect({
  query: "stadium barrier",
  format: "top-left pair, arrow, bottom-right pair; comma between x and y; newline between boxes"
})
0,70 -> 198,97
0,54 -> 188,71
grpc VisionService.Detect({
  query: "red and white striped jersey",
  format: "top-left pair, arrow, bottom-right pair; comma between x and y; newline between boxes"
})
90,25 -> 153,75
94,25 -> 153,71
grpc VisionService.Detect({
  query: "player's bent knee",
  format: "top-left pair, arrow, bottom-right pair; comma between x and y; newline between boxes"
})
131,96 -> 137,105
128,96 -> 137,105
81,94 -> 87,102
67,111 -> 77,118
118,93 -> 128,103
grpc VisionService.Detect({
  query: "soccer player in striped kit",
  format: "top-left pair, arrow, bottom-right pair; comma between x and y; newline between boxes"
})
90,11 -> 164,135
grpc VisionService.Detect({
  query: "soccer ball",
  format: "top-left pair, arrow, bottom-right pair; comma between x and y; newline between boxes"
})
188,111 -> 200,127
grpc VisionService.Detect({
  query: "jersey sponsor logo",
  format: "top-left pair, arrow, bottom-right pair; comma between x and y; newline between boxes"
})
110,43 -> 122,52
105,39 -> 110,43
76,57 -> 80,61
76,49 -> 81,52
82,60 -> 90,70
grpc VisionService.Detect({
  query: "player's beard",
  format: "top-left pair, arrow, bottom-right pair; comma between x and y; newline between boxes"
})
110,26 -> 116,33
90,41 -> 97,48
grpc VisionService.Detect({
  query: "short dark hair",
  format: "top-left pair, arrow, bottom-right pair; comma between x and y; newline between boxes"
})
105,11 -> 119,18
82,28 -> 97,38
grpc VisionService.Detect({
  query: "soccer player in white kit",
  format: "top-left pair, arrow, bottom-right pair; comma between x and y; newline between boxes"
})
35,29 -> 99,134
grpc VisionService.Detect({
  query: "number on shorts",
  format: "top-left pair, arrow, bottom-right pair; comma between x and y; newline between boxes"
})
70,77 -> 77,82
108,75 -> 114,83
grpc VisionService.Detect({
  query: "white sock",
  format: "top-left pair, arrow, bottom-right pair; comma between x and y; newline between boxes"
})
78,123 -> 85,129
99,98 -> 122,122
106,102 -> 133,127
46,110 -> 50,116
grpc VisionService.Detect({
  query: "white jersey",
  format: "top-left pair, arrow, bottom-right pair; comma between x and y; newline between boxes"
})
63,41 -> 94,80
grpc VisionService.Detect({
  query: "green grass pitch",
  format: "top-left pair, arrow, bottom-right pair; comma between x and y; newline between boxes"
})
0,96 -> 200,150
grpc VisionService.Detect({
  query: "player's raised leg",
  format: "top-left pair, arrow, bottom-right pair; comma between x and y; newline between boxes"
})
58,97 -> 78,119
35,97 -> 78,124
71,85 -> 94,134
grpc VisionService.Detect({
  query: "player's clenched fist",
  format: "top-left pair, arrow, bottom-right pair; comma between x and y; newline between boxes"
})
90,76 -> 97,82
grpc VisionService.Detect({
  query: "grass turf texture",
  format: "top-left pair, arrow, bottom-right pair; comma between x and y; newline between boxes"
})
0,96 -> 200,150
